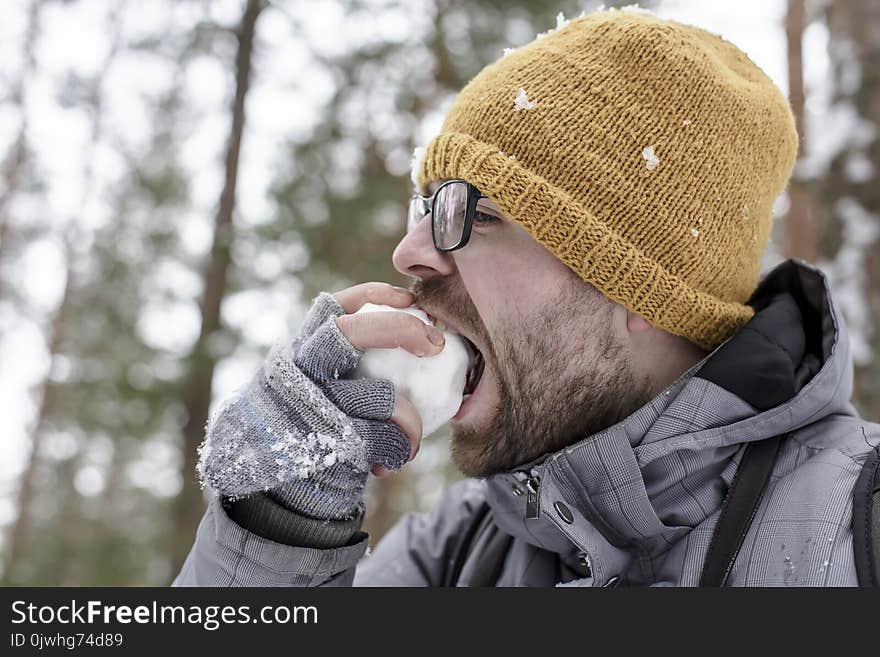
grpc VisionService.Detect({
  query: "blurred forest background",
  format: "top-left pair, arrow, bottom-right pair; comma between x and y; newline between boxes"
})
0,0 -> 877,585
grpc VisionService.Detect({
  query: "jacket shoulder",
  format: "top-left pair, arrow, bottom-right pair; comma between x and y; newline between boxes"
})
726,419 -> 880,586
354,478 -> 488,586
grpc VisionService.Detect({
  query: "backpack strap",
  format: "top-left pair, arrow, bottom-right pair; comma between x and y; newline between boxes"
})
445,502 -> 513,587
852,444 -> 880,588
458,515 -> 513,587
444,502 -> 493,587
700,434 -> 785,587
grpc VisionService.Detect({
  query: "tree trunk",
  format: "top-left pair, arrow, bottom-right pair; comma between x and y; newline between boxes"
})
0,0 -> 42,296
1,3 -> 123,582
2,248 -> 74,583
823,0 -> 880,419
784,0 -> 818,262
171,0 -> 265,572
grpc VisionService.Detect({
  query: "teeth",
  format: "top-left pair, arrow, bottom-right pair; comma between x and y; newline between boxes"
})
464,347 -> 484,395
462,337 -> 478,370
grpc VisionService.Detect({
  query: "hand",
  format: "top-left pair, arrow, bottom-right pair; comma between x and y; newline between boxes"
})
197,281 -> 444,523
329,282 -> 446,475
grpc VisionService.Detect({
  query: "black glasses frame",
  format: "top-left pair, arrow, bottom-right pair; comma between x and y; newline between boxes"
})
408,179 -> 488,252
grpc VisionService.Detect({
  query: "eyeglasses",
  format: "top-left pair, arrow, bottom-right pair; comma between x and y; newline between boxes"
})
407,179 -> 489,252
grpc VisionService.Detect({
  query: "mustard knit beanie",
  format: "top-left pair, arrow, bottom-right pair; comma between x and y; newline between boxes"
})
414,8 -> 798,351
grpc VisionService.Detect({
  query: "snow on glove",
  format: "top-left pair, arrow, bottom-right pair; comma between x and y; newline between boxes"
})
197,291 -> 411,522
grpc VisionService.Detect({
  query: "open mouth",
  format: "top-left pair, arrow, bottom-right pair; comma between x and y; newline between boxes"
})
426,311 -> 485,397
461,337 -> 484,396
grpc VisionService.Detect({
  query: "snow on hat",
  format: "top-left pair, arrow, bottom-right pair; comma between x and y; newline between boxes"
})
414,8 -> 798,351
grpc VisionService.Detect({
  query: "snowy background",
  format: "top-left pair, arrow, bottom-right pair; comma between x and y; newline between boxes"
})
1,0 -> 877,584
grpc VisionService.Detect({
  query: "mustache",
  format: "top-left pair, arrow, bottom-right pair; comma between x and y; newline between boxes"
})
407,277 -> 484,340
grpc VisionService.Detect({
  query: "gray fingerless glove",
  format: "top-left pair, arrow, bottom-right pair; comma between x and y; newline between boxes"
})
197,291 -> 411,546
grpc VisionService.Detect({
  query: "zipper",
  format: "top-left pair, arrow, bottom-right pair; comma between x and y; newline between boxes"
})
524,475 -> 541,519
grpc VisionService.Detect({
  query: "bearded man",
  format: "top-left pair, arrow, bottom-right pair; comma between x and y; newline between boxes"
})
175,9 -> 879,587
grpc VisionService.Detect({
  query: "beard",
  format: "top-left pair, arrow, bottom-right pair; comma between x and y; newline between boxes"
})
410,270 -> 654,479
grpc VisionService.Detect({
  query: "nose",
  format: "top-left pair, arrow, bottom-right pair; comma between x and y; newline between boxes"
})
392,211 -> 456,280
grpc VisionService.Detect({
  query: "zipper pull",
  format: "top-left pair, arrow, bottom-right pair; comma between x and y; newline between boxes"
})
525,475 -> 541,519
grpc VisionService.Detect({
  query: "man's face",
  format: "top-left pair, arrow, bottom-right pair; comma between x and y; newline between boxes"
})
392,179 -> 653,477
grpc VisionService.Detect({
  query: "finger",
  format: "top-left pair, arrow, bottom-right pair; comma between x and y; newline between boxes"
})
365,392 -> 423,469
390,391 -> 422,458
322,377 -> 395,421
351,390 -> 422,471
332,281 -> 414,314
299,291 -> 348,340
336,310 -> 445,358
350,417 -> 412,471
294,317 -> 362,384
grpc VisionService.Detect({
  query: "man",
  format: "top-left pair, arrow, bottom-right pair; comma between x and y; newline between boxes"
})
174,9 -> 879,586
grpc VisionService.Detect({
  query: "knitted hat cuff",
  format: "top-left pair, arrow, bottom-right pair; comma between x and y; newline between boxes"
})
420,131 -> 755,351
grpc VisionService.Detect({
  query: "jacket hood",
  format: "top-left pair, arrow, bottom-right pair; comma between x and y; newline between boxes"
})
483,259 -> 859,567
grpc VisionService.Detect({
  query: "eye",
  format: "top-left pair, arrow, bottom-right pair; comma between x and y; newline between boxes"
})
473,210 -> 501,225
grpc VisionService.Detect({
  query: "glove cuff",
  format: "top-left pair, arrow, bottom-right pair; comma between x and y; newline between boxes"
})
222,493 -> 365,549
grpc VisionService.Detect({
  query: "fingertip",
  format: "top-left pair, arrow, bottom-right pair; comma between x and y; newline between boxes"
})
426,326 -> 445,347
390,289 -> 415,306
409,441 -> 421,462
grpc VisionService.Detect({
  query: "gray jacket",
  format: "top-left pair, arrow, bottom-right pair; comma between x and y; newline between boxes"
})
174,260 -> 880,587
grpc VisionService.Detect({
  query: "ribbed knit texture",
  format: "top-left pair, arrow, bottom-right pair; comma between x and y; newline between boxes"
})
222,490 -> 366,549
197,292 -> 411,539
415,9 -> 799,350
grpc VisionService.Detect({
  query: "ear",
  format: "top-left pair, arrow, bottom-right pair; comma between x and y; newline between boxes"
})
626,309 -> 653,334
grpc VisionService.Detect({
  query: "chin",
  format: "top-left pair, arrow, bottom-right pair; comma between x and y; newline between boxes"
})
449,429 -> 504,479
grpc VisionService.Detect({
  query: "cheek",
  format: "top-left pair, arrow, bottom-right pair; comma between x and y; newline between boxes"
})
455,247 -> 561,330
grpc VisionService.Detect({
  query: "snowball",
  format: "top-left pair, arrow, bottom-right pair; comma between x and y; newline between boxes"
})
346,303 -> 471,439
681,119 -> 692,126
642,145 -> 660,171
502,47 -> 514,57
514,88 -> 537,112
690,227 -> 700,237
410,146 -> 427,190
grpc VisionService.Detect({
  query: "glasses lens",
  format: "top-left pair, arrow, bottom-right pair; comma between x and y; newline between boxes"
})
407,196 -> 425,234
433,182 -> 468,249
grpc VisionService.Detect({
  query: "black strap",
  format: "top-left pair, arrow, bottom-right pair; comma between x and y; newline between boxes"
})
852,444 -> 880,587
699,435 -> 785,587
444,502 -> 493,587
461,519 -> 513,587
445,502 -> 514,587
